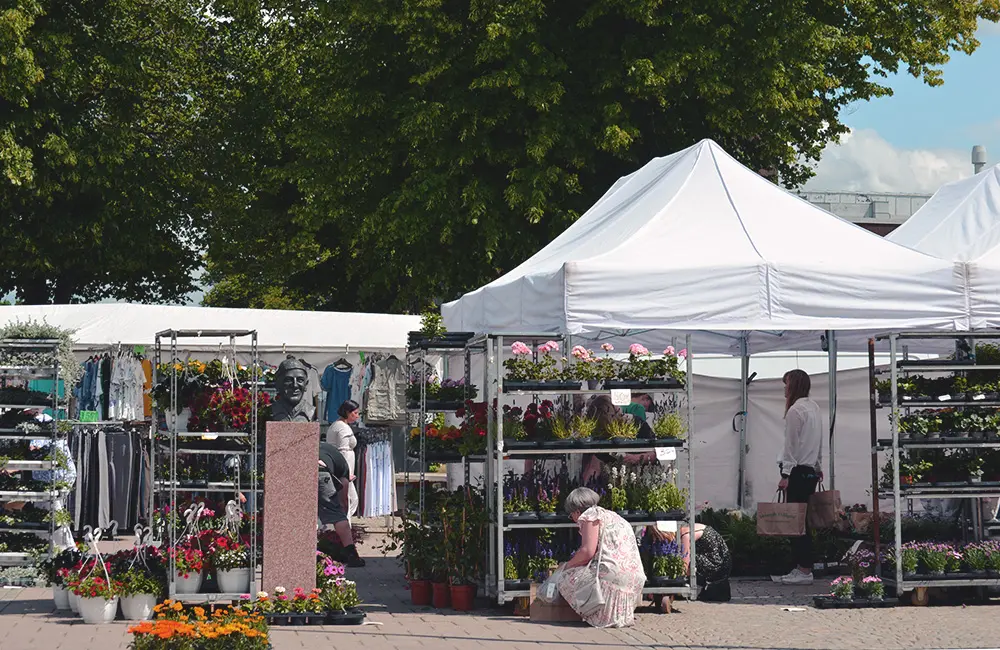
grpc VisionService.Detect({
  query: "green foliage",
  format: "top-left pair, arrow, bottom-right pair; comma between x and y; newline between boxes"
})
652,554 -> 686,579
653,412 -> 686,440
201,0 -> 999,312
646,482 -> 686,513
0,319 -> 80,385
605,416 -> 639,440
419,309 -> 446,339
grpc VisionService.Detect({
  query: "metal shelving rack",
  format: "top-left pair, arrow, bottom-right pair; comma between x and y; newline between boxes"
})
153,329 -> 261,602
403,332 -> 483,522
0,339 -> 63,568
482,333 -> 697,605
873,330 -> 1000,597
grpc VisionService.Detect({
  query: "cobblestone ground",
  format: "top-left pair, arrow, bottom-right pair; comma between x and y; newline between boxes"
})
2,535 -> 999,650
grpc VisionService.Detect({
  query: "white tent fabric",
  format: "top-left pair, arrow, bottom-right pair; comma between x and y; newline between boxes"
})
888,164 -> 1000,329
443,139 -> 970,352
0,304 -> 419,354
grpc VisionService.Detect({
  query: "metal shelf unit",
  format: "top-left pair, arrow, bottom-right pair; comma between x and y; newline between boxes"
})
0,339 -> 63,567
153,329 -> 261,602
404,333 -> 483,522
482,333 -> 698,605
870,330 -> 1000,597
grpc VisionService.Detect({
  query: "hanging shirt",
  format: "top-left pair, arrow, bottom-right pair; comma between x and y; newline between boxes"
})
366,357 -> 406,425
321,365 -> 353,423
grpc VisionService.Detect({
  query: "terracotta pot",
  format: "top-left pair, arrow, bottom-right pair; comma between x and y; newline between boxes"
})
450,584 -> 477,611
431,581 -> 451,608
410,579 -> 431,606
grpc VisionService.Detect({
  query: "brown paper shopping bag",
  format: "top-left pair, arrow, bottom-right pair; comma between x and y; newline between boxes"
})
757,491 -> 807,537
807,482 -> 842,530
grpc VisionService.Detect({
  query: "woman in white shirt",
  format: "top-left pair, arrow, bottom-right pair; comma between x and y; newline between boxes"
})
328,400 -> 360,521
775,369 -> 823,585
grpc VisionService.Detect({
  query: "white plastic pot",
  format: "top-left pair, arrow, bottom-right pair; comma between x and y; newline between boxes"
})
53,585 -> 70,611
68,590 -> 80,614
78,596 -> 119,624
217,568 -> 251,595
121,593 -> 158,621
174,571 -> 204,594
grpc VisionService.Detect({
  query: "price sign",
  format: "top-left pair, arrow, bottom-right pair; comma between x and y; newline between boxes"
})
655,447 -> 677,462
79,411 -> 98,423
610,389 -> 631,406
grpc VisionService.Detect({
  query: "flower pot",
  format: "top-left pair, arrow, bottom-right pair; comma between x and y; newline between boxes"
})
586,380 -> 601,390
431,582 -> 451,608
450,584 -> 477,611
121,594 -> 157,621
78,596 -> 119,624
68,590 -> 80,614
288,614 -> 309,625
174,571 -> 204,594
217,567 -> 251,595
53,585 -> 70,611
410,579 -> 432,606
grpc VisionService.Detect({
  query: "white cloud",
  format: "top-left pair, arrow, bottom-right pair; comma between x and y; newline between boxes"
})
979,18 -> 1000,37
803,128 -> 971,193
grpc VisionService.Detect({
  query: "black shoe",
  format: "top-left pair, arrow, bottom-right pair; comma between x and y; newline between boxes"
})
345,553 -> 366,568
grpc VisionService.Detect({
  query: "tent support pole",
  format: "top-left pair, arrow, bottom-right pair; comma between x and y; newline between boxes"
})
737,334 -> 749,509
827,330 -> 837,489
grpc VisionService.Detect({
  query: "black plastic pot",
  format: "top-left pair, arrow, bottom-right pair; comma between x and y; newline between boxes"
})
325,608 -> 366,625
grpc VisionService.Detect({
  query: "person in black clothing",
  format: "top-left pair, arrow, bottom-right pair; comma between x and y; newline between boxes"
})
644,524 -> 732,609
318,442 -> 365,567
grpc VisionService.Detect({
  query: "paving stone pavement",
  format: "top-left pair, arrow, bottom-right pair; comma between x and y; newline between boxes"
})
3,537 -> 1000,650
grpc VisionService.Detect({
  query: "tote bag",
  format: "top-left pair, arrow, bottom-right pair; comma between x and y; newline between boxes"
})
757,491 -> 807,537
807,482 -> 842,530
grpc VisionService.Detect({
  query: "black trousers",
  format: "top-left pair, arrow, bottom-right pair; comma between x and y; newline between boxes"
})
786,465 -> 818,570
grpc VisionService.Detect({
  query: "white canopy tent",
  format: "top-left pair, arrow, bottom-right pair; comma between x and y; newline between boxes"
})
889,163 -> 1000,328
444,139 -> 973,505
0,303 -> 419,368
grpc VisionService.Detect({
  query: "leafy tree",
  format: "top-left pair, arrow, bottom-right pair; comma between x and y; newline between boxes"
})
0,0 -> 228,303
211,1 -> 996,312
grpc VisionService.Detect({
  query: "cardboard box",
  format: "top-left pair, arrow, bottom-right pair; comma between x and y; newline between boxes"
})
528,584 -> 582,623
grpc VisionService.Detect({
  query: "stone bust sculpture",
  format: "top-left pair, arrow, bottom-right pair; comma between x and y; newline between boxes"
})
270,356 -> 316,422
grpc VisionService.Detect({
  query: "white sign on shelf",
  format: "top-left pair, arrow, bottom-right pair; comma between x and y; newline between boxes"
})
655,447 -> 677,462
610,389 -> 631,406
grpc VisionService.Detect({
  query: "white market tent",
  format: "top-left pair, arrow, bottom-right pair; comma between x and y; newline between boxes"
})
0,303 -> 419,366
443,138 -> 974,506
443,139 -> 970,353
888,163 -> 1000,328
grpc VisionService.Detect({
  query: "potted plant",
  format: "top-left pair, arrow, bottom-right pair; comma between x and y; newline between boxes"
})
606,415 -> 639,445
504,540 -> 529,590
212,538 -> 251,594
119,565 -> 163,621
653,411 -> 686,441
608,467 -> 628,513
968,456 -> 985,484
830,576 -> 854,602
859,576 -> 884,601
986,541 -> 1000,577
646,539 -> 686,586
169,544 -> 206,594
646,476 -> 686,520
571,415 -> 597,443
442,497 -> 486,611
322,575 -> 362,623
963,542 -> 989,576
383,520 -> 432,606
269,586 -> 292,625
41,548 -> 79,611
920,543 -> 949,576
429,541 -> 451,609
288,587 -> 318,625
569,345 -> 601,389
72,566 -> 122,624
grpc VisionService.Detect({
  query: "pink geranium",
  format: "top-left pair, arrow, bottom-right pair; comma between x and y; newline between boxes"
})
601,343 -> 614,352
629,343 -> 649,356
678,349 -> 688,359
511,341 -> 531,356
571,345 -> 590,360
543,341 -> 560,353
663,346 -> 675,356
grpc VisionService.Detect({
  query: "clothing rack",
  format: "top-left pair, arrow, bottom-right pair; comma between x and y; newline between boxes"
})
68,422 -> 151,533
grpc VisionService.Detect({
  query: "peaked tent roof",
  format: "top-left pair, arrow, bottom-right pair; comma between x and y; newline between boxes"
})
443,140 -> 969,352
888,163 -> 1000,262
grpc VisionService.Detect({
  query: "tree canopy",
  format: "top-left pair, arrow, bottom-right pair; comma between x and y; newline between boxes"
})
203,0 -> 1000,313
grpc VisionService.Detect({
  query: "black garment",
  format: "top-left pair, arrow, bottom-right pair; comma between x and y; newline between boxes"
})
786,465 -> 819,570
634,414 -> 654,440
318,443 -> 350,491
694,526 -> 732,586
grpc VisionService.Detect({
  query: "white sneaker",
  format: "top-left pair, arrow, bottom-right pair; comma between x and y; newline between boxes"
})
780,569 -> 814,585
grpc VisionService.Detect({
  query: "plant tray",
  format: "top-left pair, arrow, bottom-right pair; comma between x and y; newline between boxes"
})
503,381 -> 583,393
622,511 -> 651,522
645,577 -> 687,587
604,379 -> 685,390
650,510 -> 686,521
0,522 -> 46,530
537,512 -> 567,523
503,512 -> 539,525
504,580 -> 531,591
813,596 -> 898,609
503,440 -> 540,450
325,608 -> 366,625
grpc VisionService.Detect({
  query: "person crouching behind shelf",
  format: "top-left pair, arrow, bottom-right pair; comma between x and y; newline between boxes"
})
318,442 -> 365,567
642,523 -> 732,610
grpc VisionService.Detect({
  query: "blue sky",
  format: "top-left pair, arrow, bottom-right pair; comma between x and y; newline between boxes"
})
806,22 -> 1000,192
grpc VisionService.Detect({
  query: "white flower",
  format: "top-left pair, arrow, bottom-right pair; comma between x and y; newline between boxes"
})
256,591 -> 268,599
274,586 -> 286,595
629,471 -> 638,484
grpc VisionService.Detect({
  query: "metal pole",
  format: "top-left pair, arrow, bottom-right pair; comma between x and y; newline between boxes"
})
868,338 -> 882,574
890,334 -> 903,597
827,330 -> 837,489
494,336 -> 505,605
737,334 -> 749,508
686,334 -> 697,600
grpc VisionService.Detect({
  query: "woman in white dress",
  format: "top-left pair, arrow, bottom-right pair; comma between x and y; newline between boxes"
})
328,400 -> 360,521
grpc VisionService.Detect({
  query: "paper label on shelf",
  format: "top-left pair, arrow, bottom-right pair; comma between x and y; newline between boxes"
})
655,447 -> 676,461
938,394 -> 951,402
655,521 -> 678,533
610,389 -> 631,406
973,393 -> 986,401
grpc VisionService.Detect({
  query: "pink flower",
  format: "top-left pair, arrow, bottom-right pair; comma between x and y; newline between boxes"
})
571,345 -> 590,360
663,346 -> 675,356
543,341 -> 560,352
678,349 -> 688,359
629,343 -> 649,356
511,341 -> 531,356
601,343 -> 614,352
